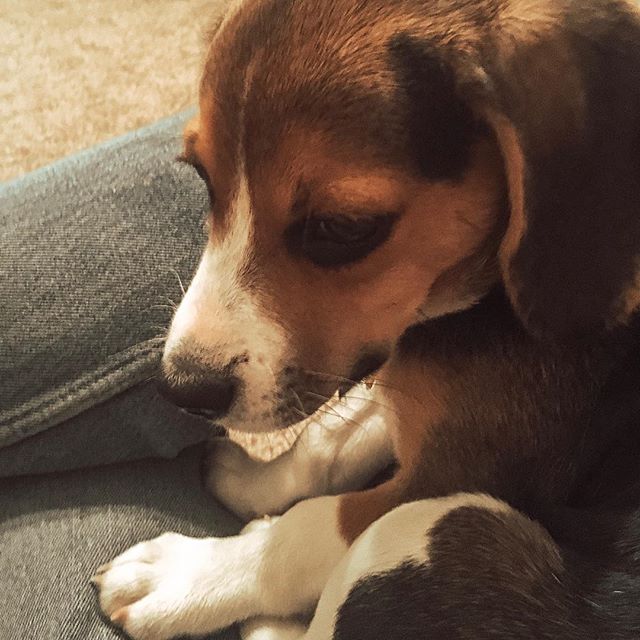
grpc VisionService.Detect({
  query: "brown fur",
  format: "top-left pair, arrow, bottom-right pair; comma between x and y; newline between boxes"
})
184,0 -> 640,550
338,357 -> 452,543
338,481 -> 407,544
252,132 -> 505,379
487,112 -> 528,312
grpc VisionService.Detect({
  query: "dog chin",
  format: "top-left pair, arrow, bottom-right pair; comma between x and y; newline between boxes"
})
217,408 -> 302,434
218,350 -> 389,434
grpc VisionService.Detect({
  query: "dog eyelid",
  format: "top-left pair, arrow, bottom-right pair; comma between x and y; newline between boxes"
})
177,153 -> 208,181
177,154 -> 216,204
193,162 -> 211,185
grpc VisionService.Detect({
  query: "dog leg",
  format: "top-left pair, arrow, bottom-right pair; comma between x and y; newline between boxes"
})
301,494 -> 513,639
205,384 -> 396,520
241,494 -> 524,640
94,481 -> 399,640
238,519 -> 309,640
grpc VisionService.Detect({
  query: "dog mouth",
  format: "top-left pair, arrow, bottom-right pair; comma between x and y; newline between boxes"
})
273,368 -> 337,426
273,348 -> 390,427
162,346 -> 391,433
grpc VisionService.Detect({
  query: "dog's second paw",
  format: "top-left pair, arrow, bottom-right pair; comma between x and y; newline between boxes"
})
204,438 -> 304,520
92,532 -> 249,640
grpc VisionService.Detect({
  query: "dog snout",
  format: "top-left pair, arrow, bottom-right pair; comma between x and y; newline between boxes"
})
158,351 -> 240,420
159,374 -> 238,419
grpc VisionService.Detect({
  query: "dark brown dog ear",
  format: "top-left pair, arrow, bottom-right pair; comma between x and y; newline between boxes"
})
477,3 -> 640,338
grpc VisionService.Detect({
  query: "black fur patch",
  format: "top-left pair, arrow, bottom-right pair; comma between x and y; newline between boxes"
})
334,506 -> 579,640
334,506 -> 640,639
388,33 -> 480,181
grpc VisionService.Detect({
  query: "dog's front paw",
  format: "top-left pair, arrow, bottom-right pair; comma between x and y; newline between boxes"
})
205,438 -> 305,520
92,532 -> 250,640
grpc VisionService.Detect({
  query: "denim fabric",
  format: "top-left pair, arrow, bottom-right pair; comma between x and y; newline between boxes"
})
0,111 -> 213,473
0,445 -> 242,640
0,381 -> 213,477
0,114 -> 243,639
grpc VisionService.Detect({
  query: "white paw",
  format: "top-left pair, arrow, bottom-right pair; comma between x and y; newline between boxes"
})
93,532 -> 257,640
240,617 -> 307,640
205,438 -> 308,520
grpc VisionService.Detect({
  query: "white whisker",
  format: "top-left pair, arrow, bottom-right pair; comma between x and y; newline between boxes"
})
168,267 -> 187,297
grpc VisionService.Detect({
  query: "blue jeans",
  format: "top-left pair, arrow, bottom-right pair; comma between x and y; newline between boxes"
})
0,112 -> 241,639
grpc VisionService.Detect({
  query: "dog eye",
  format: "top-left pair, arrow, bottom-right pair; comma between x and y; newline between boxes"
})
286,214 -> 397,268
314,217 -> 378,244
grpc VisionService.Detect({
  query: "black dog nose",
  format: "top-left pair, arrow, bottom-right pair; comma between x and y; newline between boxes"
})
157,372 -> 239,420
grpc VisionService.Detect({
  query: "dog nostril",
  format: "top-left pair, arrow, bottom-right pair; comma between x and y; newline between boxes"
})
157,374 -> 238,420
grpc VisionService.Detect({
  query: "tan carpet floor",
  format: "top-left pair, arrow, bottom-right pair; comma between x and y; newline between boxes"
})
1,0 -> 222,182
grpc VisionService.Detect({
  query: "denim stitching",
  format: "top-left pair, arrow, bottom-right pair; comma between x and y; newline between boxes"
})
0,338 -> 165,447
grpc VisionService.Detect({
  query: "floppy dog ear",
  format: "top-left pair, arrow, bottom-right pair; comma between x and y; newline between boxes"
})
477,3 -> 640,338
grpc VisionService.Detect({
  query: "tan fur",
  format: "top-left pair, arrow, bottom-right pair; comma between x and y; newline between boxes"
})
267,137 -> 502,375
380,362 -> 450,473
338,480 -> 406,544
616,262 -> 640,326
338,354 -> 452,543
493,0 -> 565,50
487,112 -> 528,310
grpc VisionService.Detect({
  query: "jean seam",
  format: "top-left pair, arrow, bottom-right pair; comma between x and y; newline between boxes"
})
0,338 -> 165,448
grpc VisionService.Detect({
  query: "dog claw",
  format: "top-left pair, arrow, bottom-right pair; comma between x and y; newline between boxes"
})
111,606 -> 129,627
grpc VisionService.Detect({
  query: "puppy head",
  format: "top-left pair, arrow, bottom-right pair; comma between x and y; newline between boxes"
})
161,0 -> 640,431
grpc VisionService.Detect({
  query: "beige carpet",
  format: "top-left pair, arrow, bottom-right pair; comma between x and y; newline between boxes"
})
1,0 -> 225,182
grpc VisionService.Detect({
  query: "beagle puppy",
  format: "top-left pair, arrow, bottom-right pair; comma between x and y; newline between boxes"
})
94,0 -> 640,638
